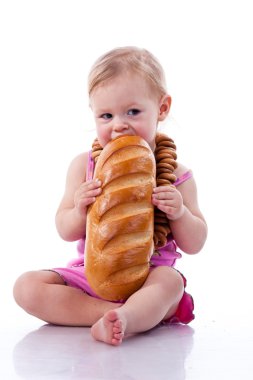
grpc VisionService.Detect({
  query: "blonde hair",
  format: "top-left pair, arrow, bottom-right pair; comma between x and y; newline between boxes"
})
88,46 -> 167,98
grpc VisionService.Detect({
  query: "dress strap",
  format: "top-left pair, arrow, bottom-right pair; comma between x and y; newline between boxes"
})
174,170 -> 193,186
86,151 -> 95,181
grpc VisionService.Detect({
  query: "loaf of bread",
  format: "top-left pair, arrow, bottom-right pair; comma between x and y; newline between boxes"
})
85,135 -> 156,301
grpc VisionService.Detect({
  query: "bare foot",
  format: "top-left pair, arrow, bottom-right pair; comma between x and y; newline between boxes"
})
91,309 -> 127,346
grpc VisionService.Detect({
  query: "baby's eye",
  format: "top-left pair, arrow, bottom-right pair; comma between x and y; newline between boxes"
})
128,109 -> 140,116
100,113 -> 112,120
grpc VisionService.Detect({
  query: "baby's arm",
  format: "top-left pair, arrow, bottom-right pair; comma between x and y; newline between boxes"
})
55,152 -> 101,242
152,163 -> 207,254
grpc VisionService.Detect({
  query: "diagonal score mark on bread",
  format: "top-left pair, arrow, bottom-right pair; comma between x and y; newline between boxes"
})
95,175 -> 153,219
98,202 -> 153,250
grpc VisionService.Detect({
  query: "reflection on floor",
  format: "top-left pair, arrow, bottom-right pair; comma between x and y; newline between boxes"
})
13,324 -> 193,379
1,313 -> 253,380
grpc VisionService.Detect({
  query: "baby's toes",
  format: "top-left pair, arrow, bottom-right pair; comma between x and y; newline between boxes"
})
113,331 -> 124,343
113,325 -> 122,334
114,319 -> 123,329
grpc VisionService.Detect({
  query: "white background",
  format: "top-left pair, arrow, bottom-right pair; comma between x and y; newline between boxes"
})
0,0 -> 252,324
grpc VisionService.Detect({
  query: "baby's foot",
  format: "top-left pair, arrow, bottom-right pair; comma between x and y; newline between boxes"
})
91,309 -> 126,346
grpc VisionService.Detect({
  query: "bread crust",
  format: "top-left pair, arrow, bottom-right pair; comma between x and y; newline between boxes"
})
85,135 -> 156,301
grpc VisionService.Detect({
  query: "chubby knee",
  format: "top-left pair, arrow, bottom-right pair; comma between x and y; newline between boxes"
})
13,271 -> 36,311
151,266 -> 184,298
13,270 -> 64,314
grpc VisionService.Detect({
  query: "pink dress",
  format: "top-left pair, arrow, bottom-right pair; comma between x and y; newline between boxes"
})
53,151 -> 195,324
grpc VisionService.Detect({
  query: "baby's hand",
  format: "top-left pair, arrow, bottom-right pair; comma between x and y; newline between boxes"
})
74,179 -> 102,216
152,185 -> 185,220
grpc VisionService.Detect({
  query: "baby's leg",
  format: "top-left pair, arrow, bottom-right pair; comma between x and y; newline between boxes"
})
13,271 -> 121,326
91,266 -> 184,345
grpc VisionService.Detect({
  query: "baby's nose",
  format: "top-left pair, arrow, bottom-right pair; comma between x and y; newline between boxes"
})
113,116 -> 129,131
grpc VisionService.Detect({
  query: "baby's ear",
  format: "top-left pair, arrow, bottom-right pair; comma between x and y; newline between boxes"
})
158,95 -> 171,121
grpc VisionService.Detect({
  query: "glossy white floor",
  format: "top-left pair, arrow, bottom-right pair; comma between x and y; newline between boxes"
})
1,281 -> 253,380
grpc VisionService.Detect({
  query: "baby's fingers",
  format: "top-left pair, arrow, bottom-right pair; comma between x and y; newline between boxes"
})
153,185 -> 175,194
75,180 -> 102,209
75,190 -> 101,210
152,189 -> 174,201
84,186 -> 102,199
78,197 -> 96,209
81,179 -> 102,191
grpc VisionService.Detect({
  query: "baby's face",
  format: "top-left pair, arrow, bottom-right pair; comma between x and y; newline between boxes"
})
89,73 -> 162,150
